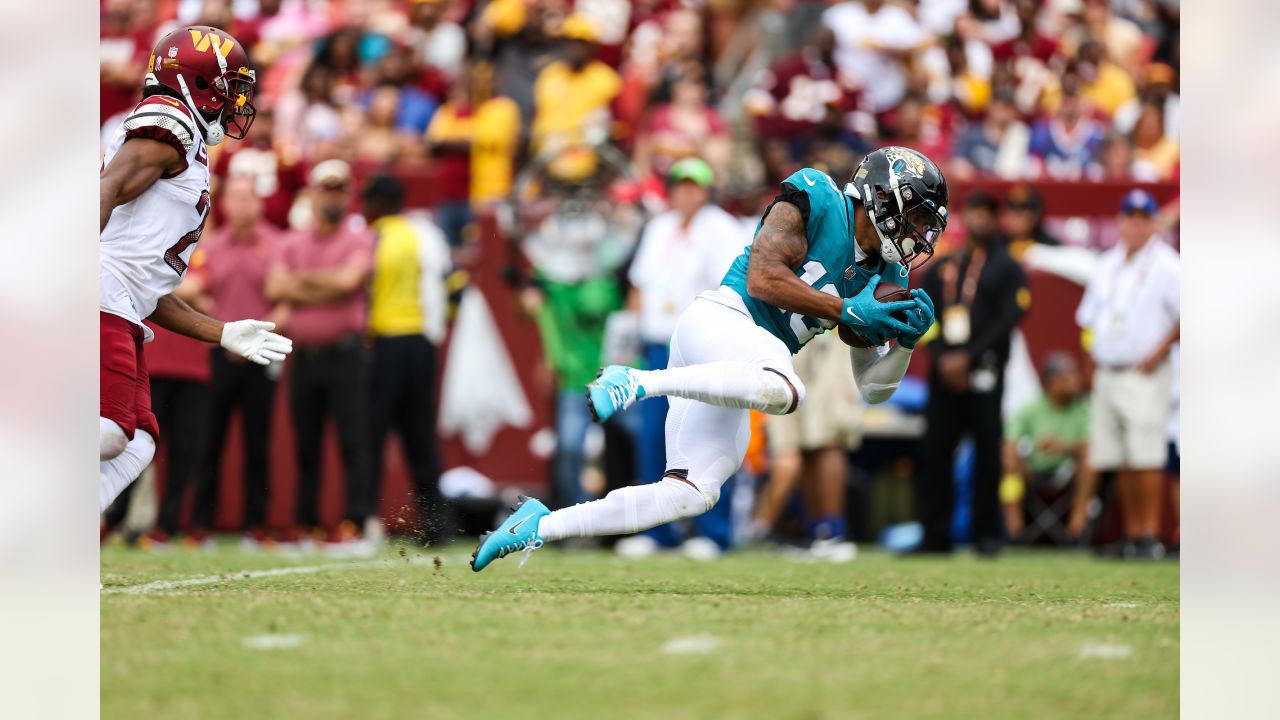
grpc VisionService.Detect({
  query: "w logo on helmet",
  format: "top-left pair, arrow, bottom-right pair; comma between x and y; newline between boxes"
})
188,29 -> 234,57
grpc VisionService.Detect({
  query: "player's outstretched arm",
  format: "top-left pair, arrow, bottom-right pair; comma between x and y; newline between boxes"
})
745,201 -> 844,321
99,138 -> 183,232
847,288 -> 934,404
150,294 -> 293,366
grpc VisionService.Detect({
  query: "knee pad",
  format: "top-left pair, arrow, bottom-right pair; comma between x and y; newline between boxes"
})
100,418 -> 129,460
129,430 -> 157,467
659,476 -> 713,518
761,366 -> 806,415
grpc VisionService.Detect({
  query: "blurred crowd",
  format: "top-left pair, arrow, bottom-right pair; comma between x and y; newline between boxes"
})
103,0 -> 1181,218
100,0 -> 1181,559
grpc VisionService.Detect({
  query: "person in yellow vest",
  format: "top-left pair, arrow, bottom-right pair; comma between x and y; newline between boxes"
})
362,176 -> 451,545
531,14 -> 621,183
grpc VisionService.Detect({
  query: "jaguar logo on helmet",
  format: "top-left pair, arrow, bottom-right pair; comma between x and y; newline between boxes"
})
884,148 -> 927,179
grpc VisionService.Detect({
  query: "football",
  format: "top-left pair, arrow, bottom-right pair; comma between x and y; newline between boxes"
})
838,282 -> 913,347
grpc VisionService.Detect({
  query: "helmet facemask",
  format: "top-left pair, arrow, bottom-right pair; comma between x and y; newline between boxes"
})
174,65 -> 256,146
863,184 -> 948,272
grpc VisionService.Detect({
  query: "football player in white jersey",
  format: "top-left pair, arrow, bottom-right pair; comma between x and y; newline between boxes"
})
99,26 -> 292,513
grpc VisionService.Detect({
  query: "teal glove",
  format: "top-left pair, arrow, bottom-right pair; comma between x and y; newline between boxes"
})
839,273 -> 918,346
898,288 -> 935,349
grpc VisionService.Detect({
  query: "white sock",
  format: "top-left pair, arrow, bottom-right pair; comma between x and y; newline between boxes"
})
634,362 -> 804,415
537,479 -> 708,542
99,430 -> 155,512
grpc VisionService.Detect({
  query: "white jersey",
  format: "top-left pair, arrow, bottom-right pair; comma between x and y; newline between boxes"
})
100,94 -> 211,337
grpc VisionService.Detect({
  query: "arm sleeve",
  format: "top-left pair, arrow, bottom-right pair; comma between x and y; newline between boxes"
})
967,258 -> 1028,358
849,343 -> 914,404
1075,270 -> 1099,329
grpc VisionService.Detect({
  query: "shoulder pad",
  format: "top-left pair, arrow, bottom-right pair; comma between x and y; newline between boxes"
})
123,96 -> 197,155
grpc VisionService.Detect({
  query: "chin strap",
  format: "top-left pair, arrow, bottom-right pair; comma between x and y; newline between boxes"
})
174,73 -> 225,146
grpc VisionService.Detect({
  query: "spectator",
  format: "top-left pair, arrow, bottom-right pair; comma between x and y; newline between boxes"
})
1002,352 -> 1093,541
616,158 -> 743,557
466,62 -> 522,207
743,27 -> 867,160
1029,82 -> 1105,180
352,85 -> 412,165
1001,184 -> 1059,261
531,14 -> 622,183
1113,62 -> 1180,140
884,93 -> 953,163
409,0 -> 467,79
914,191 -> 1030,556
365,44 -> 440,138
425,71 -> 477,248
1075,189 -> 1179,559
823,0 -> 930,117
213,108 -> 307,230
266,160 -> 375,549
274,62 -> 344,163
1077,39 -> 1136,119
363,176 -> 451,545
1086,131 -> 1136,182
949,91 -> 1029,179
137,316 -> 212,549
100,0 -> 156,126
920,17 -> 993,117
631,63 -> 730,183
1130,101 -> 1179,181
520,196 -> 636,511
189,177 -> 284,549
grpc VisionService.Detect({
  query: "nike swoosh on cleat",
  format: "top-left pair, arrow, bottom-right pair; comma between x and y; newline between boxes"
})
846,308 -> 864,323
802,173 -> 817,186
508,517 -> 529,535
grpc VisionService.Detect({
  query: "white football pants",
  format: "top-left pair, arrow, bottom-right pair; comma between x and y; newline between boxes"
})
538,295 -> 802,541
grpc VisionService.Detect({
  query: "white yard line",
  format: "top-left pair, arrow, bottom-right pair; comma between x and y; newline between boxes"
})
101,561 -> 382,595
102,551 -> 474,596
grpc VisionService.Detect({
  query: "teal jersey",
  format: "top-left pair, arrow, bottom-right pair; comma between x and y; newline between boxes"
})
720,168 -> 908,354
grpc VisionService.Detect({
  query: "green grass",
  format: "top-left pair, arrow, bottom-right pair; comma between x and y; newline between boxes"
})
102,542 -> 1178,720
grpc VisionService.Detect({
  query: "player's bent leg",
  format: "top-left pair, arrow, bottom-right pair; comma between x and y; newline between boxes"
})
528,400 -> 746,546
633,361 -> 805,415
99,429 -> 155,512
536,476 -> 708,543
100,417 -> 129,461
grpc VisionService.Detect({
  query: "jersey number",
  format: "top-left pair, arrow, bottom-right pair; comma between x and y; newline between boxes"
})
164,190 -> 211,275
786,260 -> 838,346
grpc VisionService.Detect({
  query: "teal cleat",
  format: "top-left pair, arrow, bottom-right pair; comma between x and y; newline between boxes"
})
470,496 -> 550,572
586,365 -> 644,423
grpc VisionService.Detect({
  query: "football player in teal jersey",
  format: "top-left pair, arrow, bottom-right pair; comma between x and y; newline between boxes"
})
472,147 -> 948,571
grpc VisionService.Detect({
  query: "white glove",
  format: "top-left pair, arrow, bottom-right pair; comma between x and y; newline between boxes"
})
220,320 -> 293,366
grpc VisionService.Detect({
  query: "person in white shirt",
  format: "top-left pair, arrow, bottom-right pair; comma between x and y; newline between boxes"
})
619,157 -> 745,557
1075,189 -> 1179,559
822,0 -> 931,114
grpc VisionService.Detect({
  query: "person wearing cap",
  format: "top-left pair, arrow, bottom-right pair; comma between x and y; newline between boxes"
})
266,159 -> 377,549
362,175 -> 451,545
531,14 -> 621,182
615,157 -> 745,557
914,190 -> 1030,557
1075,189 -> 1179,559
1002,184 -> 1059,261
1002,351 -> 1093,542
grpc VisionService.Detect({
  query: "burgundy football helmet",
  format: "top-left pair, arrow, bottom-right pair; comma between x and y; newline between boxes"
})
144,25 -> 256,145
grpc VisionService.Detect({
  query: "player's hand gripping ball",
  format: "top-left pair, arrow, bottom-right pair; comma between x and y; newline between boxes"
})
838,281 -> 914,348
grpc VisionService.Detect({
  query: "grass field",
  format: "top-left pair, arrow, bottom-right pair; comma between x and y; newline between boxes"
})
101,542 -> 1178,720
